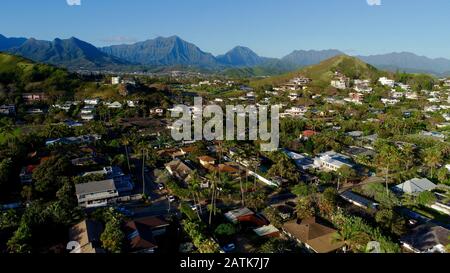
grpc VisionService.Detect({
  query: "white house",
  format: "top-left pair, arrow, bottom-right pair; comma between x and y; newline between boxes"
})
381,98 -> 400,105
105,101 -> 123,109
379,77 -> 395,87
111,76 -> 121,85
84,99 -> 100,105
331,79 -> 348,90
313,151 -> 355,172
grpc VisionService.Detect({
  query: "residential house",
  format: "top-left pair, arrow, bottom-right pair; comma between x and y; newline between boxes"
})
424,105 -> 440,113
300,130 -> 317,140
19,165 -> 35,184
22,93 -> 47,104
165,159 -> 194,182
379,77 -> 395,87
46,134 -> 101,147
111,76 -> 121,85
124,217 -> 170,253
105,101 -> 123,109
282,217 -> 344,253
344,92 -> 364,105
68,220 -> 106,254
281,107 -> 308,118
198,156 -> 216,168
83,166 -> 134,193
225,207 -> 269,226
354,79 -> 373,93
313,151 -> 355,172
253,225 -> 280,238
84,99 -> 100,105
0,105 -> 16,116
421,131 -> 446,141
285,150 -> 314,170
400,224 -> 450,253
75,179 -> 119,208
340,191 -> 379,210
405,92 -> 418,100
391,91 -> 405,99
398,83 -> 411,91
393,178 -> 437,196
81,105 -> 96,121
381,98 -> 400,105
331,79 -> 348,90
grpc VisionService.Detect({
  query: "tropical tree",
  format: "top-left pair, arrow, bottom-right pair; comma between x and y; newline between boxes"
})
291,183 -> 311,197
259,238 -> 295,253
214,223 -> 237,237
375,141 -> 403,194
333,224 -> 369,253
187,170 -> 203,218
206,171 -> 219,226
337,165 -> 356,189
121,136 -> 132,173
7,222 -> 32,253
101,217 -> 124,253
375,209 -> 406,236
295,196 -> 317,220
0,158 -> 13,191
245,191 -> 267,212
263,207 -> 284,228
423,148 -> 442,179
416,191 -> 437,206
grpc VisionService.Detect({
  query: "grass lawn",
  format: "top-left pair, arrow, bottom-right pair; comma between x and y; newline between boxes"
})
411,205 -> 450,225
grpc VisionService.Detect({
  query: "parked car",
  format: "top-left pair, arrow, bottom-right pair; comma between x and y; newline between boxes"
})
158,183 -> 165,190
168,196 -> 176,203
222,244 -> 236,253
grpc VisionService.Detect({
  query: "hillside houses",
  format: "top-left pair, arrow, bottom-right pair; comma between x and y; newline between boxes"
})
379,77 -> 395,87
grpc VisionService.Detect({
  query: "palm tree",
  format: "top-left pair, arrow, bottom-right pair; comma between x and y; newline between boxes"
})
235,149 -> 247,203
188,170 -> 203,220
136,141 -> 149,196
424,148 -> 442,179
121,136 -> 132,173
332,226 -> 359,253
206,171 -> 218,226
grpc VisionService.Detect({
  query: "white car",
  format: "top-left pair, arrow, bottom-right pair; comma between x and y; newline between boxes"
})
168,196 -> 176,203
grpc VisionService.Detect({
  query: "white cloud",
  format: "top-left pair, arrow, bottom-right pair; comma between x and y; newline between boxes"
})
67,0 -> 81,6
367,0 -> 381,6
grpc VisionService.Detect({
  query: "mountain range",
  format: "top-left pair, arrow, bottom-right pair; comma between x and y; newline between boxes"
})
1,34 -> 450,76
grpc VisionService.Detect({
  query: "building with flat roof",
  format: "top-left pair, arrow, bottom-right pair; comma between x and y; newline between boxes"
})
75,179 -> 119,208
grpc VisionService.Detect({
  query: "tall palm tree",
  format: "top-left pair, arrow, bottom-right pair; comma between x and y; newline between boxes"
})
206,171 -> 218,226
121,136 -> 132,173
137,141 -> 149,196
235,149 -> 247,203
424,148 -> 442,179
188,170 -> 203,219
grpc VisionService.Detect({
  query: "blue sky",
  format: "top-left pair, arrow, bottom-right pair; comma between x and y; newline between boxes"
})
1,0 -> 449,58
